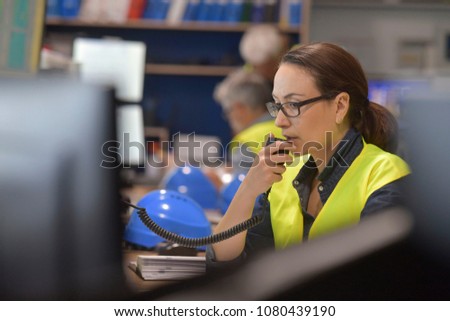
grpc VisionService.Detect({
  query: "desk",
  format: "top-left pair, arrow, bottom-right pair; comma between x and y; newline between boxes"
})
120,185 -> 218,294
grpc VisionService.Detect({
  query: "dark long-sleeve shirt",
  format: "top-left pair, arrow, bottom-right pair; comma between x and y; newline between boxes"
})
207,128 -> 407,270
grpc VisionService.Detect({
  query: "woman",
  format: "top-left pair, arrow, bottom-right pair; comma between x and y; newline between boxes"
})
208,42 -> 410,265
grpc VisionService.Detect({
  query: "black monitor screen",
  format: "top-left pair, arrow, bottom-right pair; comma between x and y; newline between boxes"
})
0,76 -> 127,299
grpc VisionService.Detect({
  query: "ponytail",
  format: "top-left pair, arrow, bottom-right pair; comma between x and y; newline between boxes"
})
356,101 -> 399,154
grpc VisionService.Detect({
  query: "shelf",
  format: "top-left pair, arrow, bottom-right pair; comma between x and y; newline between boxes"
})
145,64 -> 239,76
313,0 -> 450,11
43,2 -> 310,146
45,18 -> 301,34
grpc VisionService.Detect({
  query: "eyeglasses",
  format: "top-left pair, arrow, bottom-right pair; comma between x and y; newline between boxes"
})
266,93 -> 336,118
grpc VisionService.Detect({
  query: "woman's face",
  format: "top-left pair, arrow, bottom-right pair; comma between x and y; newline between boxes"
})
272,63 -> 342,157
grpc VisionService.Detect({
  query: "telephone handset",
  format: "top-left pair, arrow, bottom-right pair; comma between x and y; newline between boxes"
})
123,135 -> 286,248
264,135 -> 289,195
265,135 -> 289,154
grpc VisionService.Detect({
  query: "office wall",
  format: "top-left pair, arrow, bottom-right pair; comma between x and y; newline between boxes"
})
310,4 -> 450,76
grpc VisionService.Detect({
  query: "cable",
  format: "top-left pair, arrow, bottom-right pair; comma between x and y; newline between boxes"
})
122,136 -> 285,247
122,197 -> 267,248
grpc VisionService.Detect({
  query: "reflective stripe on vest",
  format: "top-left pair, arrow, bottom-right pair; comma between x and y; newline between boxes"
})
268,142 -> 410,249
231,120 -> 282,154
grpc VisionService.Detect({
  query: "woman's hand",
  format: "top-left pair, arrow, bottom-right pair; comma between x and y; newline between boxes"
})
211,137 -> 294,262
242,139 -> 295,197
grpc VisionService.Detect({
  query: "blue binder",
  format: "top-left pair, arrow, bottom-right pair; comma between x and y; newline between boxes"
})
183,0 -> 201,21
46,0 -> 60,17
60,0 -> 81,19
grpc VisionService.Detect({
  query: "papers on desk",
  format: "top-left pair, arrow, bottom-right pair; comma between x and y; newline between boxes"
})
132,255 -> 206,280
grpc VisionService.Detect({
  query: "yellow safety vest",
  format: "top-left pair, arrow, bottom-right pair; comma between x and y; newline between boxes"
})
268,141 -> 410,249
230,120 -> 282,154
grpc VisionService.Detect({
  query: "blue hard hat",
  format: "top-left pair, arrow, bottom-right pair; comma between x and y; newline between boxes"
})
219,173 -> 246,215
123,189 -> 212,249
162,166 -> 219,210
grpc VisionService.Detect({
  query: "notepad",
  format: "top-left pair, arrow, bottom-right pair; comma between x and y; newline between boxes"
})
133,255 -> 206,280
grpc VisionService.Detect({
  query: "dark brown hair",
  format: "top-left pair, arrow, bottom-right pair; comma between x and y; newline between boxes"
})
281,42 -> 398,153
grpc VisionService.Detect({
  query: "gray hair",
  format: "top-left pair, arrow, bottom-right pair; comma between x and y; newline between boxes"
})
214,69 -> 272,112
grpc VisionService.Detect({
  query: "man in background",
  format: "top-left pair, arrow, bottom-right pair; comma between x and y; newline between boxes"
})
214,69 -> 282,173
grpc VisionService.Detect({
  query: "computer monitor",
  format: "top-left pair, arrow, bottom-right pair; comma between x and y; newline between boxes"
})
0,0 -> 46,76
368,77 -> 430,118
72,37 -> 146,103
0,76 -> 127,299
72,38 -> 147,167
399,79 -> 450,266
